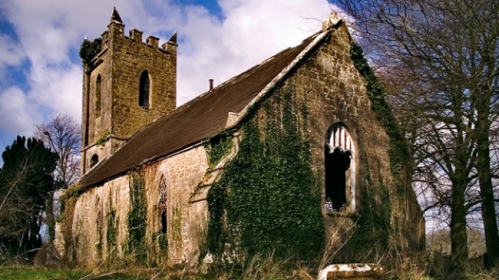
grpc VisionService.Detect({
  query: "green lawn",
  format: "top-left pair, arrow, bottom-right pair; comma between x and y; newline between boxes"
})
0,266 -> 152,280
0,266 -> 84,280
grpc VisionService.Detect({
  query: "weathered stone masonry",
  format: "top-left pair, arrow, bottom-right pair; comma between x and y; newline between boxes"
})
62,145 -> 208,267
81,11 -> 177,174
57,10 -> 424,269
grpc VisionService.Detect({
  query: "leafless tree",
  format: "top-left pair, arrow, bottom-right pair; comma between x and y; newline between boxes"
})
34,115 -> 80,242
35,114 -> 81,189
334,0 -> 499,268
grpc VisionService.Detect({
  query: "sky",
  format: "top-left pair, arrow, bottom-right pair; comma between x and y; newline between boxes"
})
0,1 -> 487,238
0,0 -> 339,157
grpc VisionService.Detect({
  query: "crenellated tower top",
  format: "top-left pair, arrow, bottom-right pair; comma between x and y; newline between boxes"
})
81,7 -> 177,174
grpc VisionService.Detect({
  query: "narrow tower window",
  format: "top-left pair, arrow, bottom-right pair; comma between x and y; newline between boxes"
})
95,75 -> 102,118
139,70 -> 150,108
158,175 -> 168,234
90,154 -> 99,168
325,124 -> 355,211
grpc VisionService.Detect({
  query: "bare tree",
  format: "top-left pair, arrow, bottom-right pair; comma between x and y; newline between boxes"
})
34,115 -> 80,243
334,0 -> 499,268
35,114 -> 81,189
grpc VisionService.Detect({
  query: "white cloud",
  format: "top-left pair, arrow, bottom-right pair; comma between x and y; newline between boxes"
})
0,86 -> 41,136
0,0 -> 338,148
0,34 -> 25,87
0,34 -> 24,68
176,0 -> 334,103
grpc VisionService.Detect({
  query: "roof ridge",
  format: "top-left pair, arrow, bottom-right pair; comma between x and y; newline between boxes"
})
225,29 -> 331,130
144,33 -> 323,126
78,27 -> 335,188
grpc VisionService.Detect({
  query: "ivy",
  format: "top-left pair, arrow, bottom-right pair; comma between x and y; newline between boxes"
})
107,209 -> 117,250
206,182 -> 228,257
349,174 -> 392,260
350,44 -> 410,199
126,171 -> 147,263
79,37 -> 102,68
95,130 -> 110,147
207,83 -> 324,262
151,230 -> 168,264
349,44 -> 413,259
205,130 -> 233,168
170,206 -> 182,246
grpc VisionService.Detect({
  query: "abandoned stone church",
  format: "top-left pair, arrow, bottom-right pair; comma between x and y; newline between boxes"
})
55,9 -> 425,268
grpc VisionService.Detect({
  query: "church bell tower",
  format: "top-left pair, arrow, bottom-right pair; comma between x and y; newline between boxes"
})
81,8 -> 178,174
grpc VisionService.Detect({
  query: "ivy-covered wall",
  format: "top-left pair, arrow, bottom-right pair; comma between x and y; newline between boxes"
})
205,24 -> 424,263
126,171 -> 148,263
350,44 -> 425,253
207,84 -> 324,261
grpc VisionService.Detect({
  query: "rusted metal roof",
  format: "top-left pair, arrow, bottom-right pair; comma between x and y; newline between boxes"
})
79,30 -> 325,188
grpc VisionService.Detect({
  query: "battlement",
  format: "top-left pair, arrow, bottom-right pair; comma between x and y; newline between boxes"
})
101,8 -> 177,54
81,7 -> 178,174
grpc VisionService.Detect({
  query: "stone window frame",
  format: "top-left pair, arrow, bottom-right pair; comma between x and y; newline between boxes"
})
324,123 -> 356,212
139,70 -> 150,109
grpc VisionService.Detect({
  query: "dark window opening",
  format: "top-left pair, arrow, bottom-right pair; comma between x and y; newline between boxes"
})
95,75 -> 102,118
161,210 -> 167,234
325,146 -> 351,211
325,124 -> 354,211
159,175 -> 167,234
139,70 -> 150,108
90,154 -> 99,168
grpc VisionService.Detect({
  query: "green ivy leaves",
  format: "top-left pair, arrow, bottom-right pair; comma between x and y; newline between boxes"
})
207,84 -> 324,262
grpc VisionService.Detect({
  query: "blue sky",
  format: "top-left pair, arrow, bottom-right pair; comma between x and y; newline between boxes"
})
0,0 -> 338,158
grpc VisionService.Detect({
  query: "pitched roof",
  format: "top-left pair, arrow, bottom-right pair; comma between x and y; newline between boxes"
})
79,29 -> 331,188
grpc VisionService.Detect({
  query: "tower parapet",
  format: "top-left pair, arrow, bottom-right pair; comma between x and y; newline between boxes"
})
129,28 -> 143,42
81,7 -> 177,174
162,31 -> 178,55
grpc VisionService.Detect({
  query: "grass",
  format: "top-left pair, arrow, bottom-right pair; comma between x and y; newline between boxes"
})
0,254 -> 312,280
0,265 -> 86,280
1,252 -> 498,280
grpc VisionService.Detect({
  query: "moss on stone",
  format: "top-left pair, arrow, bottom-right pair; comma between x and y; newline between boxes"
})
95,130 -> 110,147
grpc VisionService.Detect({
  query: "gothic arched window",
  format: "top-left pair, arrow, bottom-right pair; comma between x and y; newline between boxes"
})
95,75 -> 102,118
158,175 -> 167,234
139,70 -> 150,108
325,123 -> 355,211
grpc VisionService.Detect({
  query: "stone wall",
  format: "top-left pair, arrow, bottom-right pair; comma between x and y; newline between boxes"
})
81,20 -> 176,173
63,145 -> 209,268
67,19 -> 423,269
107,24 -> 176,140
142,145 -> 209,267
70,176 -> 130,267
246,23 -> 423,254
292,26 -> 393,215
288,24 -> 423,252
